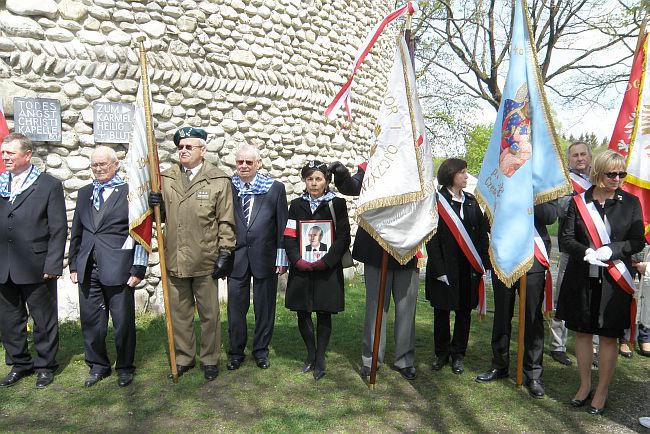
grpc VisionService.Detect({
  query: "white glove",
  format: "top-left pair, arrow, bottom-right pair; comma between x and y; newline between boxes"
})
584,248 -> 607,267
484,270 -> 492,280
436,275 -> 450,285
595,246 -> 612,262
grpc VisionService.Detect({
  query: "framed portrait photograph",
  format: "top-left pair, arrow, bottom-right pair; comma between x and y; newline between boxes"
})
300,220 -> 334,263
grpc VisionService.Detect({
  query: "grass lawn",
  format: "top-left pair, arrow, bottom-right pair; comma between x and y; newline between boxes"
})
0,275 -> 648,433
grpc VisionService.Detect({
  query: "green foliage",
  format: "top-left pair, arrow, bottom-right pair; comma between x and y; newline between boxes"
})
464,123 -> 493,175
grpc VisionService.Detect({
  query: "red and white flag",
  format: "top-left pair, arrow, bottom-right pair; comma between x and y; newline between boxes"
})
0,101 -> 9,172
126,78 -> 156,252
610,34 -> 650,242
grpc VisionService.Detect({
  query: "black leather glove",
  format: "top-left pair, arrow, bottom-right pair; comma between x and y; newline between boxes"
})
328,161 -> 351,184
212,249 -> 234,280
148,191 -> 165,219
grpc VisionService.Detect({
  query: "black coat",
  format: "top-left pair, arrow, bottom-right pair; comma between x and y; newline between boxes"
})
0,172 -> 67,284
230,180 -> 288,279
425,189 -> 489,310
68,183 -> 145,286
556,187 -> 645,330
284,196 -> 351,313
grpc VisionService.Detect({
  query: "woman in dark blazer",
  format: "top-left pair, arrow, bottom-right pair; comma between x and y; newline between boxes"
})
556,150 -> 644,414
425,158 -> 489,375
284,161 -> 351,380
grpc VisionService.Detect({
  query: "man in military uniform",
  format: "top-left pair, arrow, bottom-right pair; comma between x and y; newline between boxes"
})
149,127 -> 236,381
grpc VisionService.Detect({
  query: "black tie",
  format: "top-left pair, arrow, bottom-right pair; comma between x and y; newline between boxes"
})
242,184 -> 252,225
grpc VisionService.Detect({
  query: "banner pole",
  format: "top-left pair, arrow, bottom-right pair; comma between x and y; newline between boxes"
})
136,37 -> 178,383
515,274 -> 527,387
369,250 -> 390,389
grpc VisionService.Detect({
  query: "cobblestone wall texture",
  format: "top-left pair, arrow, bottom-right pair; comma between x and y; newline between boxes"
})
0,0 -> 395,319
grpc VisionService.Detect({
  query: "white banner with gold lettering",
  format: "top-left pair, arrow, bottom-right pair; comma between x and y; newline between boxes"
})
356,36 -> 437,264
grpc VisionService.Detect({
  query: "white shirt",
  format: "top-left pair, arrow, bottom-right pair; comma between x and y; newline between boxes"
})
10,166 -> 32,194
182,163 -> 203,182
446,187 -> 466,220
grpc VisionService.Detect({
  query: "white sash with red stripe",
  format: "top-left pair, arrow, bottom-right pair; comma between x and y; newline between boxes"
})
569,172 -> 591,194
437,194 -> 487,317
533,230 -> 553,316
573,193 -> 637,342
324,2 -> 417,121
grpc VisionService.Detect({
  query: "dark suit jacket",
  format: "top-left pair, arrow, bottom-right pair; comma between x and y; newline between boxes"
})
231,180 -> 288,279
0,172 -> 67,284
68,183 -> 143,286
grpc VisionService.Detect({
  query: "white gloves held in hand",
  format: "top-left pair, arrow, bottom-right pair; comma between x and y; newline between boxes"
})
583,248 -> 608,267
436,275 -> 450,285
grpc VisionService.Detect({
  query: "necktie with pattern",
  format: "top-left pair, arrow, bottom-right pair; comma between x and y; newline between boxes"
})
242,183 -> 252,225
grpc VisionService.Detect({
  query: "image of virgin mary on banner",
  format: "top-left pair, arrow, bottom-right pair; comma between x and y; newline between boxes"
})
476,0 -> 570,286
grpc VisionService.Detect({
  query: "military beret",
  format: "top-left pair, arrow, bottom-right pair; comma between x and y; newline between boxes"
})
173,127 -> 208,146
301,160 -> 331,182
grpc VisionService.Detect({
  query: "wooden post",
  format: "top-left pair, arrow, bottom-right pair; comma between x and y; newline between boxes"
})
515,274 -> 527,387
136,37 -> 178,383
369,250 -> 390,388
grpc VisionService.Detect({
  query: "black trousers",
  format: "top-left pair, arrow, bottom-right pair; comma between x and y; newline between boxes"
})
490,271 -> 545,381
434,308 -> 472,358
0,277 -> 59,373
227,268 -> 278,361
79,266 -> 136,374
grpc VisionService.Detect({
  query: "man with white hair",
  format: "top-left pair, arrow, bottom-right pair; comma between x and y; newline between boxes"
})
226,144 -> 287,371
68,145 -> 148,388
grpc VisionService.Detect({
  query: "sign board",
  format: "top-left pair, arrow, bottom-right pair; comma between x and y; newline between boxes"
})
13,97 -> 62,142
93,101 -> 135,143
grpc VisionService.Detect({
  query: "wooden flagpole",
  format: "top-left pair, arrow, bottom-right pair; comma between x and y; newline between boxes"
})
515,274 -> 527,387
635,18 -> 647,58
136,37 -> 178,383
369,251 -> 389,388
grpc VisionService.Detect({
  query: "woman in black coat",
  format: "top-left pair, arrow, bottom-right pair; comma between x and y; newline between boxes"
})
425,158 -> 489,374
284,161 -> 351,380
556,150 -> 644,414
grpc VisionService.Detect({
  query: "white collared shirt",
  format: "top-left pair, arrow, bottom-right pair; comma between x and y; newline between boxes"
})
446,187 -> 466,220
183,162 -> 203,182
10,166 -> 32,194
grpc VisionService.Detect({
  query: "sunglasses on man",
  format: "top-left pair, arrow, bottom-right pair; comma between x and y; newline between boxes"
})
176,144 -> 204,151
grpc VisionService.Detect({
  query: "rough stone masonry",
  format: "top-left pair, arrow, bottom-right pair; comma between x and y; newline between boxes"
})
0,0 -> 395,318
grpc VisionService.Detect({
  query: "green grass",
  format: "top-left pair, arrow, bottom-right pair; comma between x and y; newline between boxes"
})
0,276 -> 648,433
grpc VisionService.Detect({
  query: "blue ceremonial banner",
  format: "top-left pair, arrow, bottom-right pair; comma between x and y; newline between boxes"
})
476,0 -> 569,286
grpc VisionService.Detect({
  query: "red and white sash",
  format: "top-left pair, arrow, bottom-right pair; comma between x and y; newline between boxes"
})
573,193 -> 637,342
533,230 -> 553,316
569,172 -> 591,194
437,194 -> 487,318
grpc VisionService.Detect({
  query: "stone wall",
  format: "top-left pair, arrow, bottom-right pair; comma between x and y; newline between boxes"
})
0,0 -> 396,319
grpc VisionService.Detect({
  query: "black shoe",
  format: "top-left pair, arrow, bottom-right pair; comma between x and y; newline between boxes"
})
619,343 -> 633,358
569,390 -> 593,407
587,404 -> 606,415
395,365 -> 416,381
451,356 -> 464,375
431,355 -> 449,371
525,379 -> 545,399
475,368 -> 508,383
117,373 -> 133,387
203,365 -> 218,381
35,372 -> 54,389
226,358 -> 243,371
255,358 -> 270,369
313,369 -> 325,381
359,365 -> 371,378
639,342 -> 650,357
84,371 -> 110,387
301,362 -> 314,374
168,364 -> 195,379
550,351 -> 572,366
0,370 -> 32,387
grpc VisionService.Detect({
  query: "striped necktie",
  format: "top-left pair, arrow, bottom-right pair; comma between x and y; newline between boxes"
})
242,184 -> 252,225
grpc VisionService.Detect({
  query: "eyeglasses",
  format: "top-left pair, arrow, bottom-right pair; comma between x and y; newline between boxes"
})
176,144 -> 204,151
236,159 -> 257,166
604,171 -> 627,179
91,162 -> 114,169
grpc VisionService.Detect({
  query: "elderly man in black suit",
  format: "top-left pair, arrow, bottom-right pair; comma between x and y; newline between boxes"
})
226,144 -> 288,370
68,146 -> 148,388
0,133 -> 67,388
